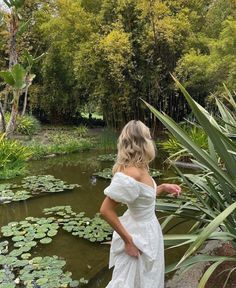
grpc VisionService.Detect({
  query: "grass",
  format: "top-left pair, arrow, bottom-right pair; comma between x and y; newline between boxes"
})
27,135 -> 95,160
96,128 -> 118,151
0,134 -> 32,179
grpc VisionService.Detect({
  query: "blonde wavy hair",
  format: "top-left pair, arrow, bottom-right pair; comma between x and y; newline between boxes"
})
112,120 -> 156,174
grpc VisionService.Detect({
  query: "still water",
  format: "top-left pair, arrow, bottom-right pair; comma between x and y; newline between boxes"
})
0,150 -> 189,287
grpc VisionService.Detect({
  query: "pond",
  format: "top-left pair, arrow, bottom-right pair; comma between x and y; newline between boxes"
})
0,150 -> 190,287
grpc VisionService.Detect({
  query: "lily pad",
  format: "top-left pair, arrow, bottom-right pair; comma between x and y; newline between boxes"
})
97,154 -> 117,162
40,237 -> 52,244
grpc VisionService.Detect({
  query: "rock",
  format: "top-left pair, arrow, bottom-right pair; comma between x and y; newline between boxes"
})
165,240 -> 222,288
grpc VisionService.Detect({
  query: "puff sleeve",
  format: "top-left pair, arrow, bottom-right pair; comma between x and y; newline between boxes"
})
104,172 -> 140,205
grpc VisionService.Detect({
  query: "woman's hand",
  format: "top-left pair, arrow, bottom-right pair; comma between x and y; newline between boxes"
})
125,239 -> 141,258
157,183 -> 181,197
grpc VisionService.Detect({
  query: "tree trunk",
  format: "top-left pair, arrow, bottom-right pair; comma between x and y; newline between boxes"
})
6,90 -> 19,137
0,102 -> 6,133
9,9 -> 18,68
3,89 -> 9,113
5,8 -> 19,137
21,84 -> 29,116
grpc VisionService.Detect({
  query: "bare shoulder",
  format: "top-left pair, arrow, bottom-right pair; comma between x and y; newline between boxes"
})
122,166 -> 142,182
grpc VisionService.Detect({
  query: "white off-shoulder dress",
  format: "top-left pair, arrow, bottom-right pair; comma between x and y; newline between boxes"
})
104,172 -> 164,288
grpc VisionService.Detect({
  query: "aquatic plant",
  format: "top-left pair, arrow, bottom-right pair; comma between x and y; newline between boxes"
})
43,206 -> 112,243
0,175 -> 79,204
97,153 -> 117,162
93,167 -> 162,180
0,254 -> 85,288
0,215 -> 89,287
93,168 -> 113,180
21,175 -> 80,193
0,204 -> 111,287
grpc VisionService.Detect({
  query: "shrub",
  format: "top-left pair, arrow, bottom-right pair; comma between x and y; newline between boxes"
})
5,113 -> 40,136
75,124 -> 88,138
17,114 -> 40,135
0,134 -> 31,179
161,125 -> 208,161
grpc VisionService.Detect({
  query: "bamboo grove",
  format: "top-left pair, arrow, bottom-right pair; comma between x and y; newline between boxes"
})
0,0 -> 235,128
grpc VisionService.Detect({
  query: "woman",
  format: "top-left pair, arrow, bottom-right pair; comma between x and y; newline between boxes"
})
100,120 -> 181,288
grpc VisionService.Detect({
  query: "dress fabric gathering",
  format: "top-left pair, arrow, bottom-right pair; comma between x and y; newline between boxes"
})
104,172 -> 165,288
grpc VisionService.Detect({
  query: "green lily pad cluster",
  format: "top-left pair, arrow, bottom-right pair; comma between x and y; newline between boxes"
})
0,189 -> 31,204
19,256 -> 83,288
97,154 -> 117,162
1,217 -> 59,255
93,168 -> 162,180
0,217 -> 87,287
93,168 -> 113,179
0,175 -> 80,204
21,175 -> 80,193
0,207 -> 108,287
0,254 -> 86,288
43,206 -> 112,242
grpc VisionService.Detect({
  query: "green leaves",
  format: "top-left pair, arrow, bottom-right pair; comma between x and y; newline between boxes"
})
0,71 -> 15,86
0,64 -> 26,90
177,202 -> 236,266
11,64 -> 26,89
3,0 -> 24,9
145,79 -> 236,285
172,75 -> 236,179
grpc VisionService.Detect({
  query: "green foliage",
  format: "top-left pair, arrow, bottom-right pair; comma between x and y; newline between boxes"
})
4,113 -> 40,136
0,64 -> 26,90
161,124 -> 208,161
0,214 -> 83,287
3,0 -> 25,9
0,0 -> 235,127
96,128 -> 118,151
28,135 -> 94,160
17,114 -> 40,135
0,134 -> 31,179
75,124 -> 88,138
24,0 -> 196,125
176,15 -> 236,102
145,79 -> 236,285
97,153 -> 117,162
93,167 -> 162,180
43,206 -> 112,243
0,175 -> 79,204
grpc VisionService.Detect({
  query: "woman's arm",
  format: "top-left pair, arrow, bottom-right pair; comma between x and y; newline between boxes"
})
100,196 -> 140,257
156,183 -> 181,197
